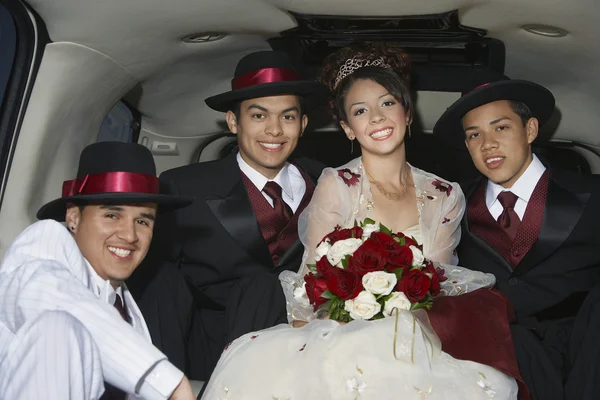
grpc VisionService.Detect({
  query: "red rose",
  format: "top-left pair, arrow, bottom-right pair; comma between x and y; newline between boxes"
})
423,261 -> 441,296
304,273 -> 329,310
387,246 -> 413,273
348,239 -> 388,276
396,269 -> 432,302
322,266 -> 362,301
322,225 -> 363,245
370,232 -> 401,252
316,255 -> 334,276
395,232 -> 419,248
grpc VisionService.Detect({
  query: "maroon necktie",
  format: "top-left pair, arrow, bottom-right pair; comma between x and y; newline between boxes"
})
263,181 -> 293,223
497,191 -> 520,240
101,294 -> 130,400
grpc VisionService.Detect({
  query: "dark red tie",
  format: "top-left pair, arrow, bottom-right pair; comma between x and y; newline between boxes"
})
101,294 -> 130,400
263,181 -> 293,223
497,191 -> 520,240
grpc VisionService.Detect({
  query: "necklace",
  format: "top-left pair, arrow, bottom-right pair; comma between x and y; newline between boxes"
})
366,168 -> 411,201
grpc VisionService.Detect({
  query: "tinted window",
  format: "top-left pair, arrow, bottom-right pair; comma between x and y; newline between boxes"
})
0,4 -> 17,110
97,101 -> 141,143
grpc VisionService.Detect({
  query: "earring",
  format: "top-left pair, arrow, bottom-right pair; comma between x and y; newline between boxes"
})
408,124 -> 412,139
350,137 -> 355,154
70,226 -> 75,231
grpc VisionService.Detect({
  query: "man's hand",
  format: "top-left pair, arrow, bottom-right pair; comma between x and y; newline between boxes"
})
170,376 -> 196,400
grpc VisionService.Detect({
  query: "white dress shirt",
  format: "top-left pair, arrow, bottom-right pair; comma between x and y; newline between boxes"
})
237,152 -> 306,212
486,155 -> 546,220
0,220 -> 183,400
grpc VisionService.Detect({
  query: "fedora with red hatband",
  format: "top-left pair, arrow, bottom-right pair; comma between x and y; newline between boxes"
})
433,76 -> 555,148
205,51 -> 328,112
37,141 -> 194,221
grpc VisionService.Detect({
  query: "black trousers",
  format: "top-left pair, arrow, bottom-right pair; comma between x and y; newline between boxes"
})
129,265 -> 288,382
511,283 -> 600,400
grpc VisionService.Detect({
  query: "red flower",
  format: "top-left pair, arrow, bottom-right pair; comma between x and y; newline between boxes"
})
370,232 -> 400,251
348,239 -> 388,276
338,168 -> 360,186
323,265 -> 363,300
316,255 -> 334,276
395,232 -> 419,248
432,180 -> 453,196
396,269 -> 432,302
322,225 -> 363,245
304,273 -> 329,310
387,246 -> 414,273
423,261 -> 443,296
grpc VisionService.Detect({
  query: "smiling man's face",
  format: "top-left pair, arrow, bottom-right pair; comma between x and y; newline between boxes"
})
66,203 -> 156,288
463,100 -> 538,188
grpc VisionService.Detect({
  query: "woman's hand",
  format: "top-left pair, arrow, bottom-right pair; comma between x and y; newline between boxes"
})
292,320 -> 308,328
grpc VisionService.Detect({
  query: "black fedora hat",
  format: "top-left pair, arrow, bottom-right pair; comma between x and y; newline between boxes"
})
37,141 -> 193,221
205,51 -> 329,112
433,76 -> 555,148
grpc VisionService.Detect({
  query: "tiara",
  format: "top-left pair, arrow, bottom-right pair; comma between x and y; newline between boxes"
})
334,57 -> 391,89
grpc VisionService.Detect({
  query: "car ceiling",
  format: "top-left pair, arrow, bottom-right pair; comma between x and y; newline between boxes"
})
26,0 -> 600,147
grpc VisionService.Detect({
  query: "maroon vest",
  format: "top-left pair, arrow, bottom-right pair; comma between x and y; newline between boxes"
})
241,168 -> 315,265
467,172 -> 549,268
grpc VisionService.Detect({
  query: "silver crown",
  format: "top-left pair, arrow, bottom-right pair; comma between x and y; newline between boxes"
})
334,57 -> 391,89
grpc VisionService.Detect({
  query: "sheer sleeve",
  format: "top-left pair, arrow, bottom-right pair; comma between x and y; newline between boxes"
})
280,167 -> 353,322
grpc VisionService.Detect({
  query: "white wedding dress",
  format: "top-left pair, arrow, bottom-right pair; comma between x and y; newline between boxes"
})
201,159 -> 519,400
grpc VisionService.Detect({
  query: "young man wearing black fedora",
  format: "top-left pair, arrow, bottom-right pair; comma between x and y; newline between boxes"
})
130,51 -> 328,382
434,78 -> 600,399
0,142 -> 196,400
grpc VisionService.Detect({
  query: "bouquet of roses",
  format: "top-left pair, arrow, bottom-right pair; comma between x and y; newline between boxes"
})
301,218 -> 447,322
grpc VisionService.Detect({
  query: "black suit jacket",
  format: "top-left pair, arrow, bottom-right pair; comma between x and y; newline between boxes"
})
457,168 -> 600,322
139,152 -> 324,310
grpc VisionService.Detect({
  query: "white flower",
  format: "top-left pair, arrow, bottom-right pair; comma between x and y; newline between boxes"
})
344,291 -> 381,320
362,271 -> 397,296
315,240 -> 331,262
361,222 -> 379,239
383,292 -> 412,316
293,282 -> 311,307
327,238 -> 363,267
410,245 -> 425,267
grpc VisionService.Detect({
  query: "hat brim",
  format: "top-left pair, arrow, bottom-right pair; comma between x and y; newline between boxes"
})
433,80 -> 555,149
36,193 -> 194,221
205,81 -> 330,112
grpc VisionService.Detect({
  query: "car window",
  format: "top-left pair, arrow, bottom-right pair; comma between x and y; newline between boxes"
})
0,4 -> 17,113
97,101 -> 141,143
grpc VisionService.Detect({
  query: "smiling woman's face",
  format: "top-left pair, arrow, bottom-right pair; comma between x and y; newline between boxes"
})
66,203 -> 157,288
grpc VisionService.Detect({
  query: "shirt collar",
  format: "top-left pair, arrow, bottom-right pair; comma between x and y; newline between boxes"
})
236,152 -> 294,200
84,258 -> 121,304
486,154 -> 546,206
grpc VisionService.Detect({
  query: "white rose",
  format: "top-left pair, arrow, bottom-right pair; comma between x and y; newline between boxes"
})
327,238 -> 363,267
361,222 -> 379,239
383,292 -> 412,317
362,271 -> 397,296
410,245 -> 425,267
315,240 -> 331,262
293,282 -> 311,307
344,291 -> 381,320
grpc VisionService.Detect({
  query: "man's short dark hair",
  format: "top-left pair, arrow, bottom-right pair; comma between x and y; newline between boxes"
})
509,100 -> 534,126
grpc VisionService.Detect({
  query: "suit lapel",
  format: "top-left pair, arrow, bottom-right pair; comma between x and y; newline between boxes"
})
515,173 -> 590,274
206,154 -> 273,267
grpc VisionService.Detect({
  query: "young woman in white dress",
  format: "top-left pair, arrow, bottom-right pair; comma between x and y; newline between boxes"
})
201,43 -> 527,400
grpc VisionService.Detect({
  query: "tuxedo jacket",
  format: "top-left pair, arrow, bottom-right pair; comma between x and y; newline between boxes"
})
457,168 -> 600,322
141,152 -> 325,311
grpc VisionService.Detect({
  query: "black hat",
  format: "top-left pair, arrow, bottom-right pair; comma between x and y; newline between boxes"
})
433,77 -> 555,148
204,51 -> 328,112
37,142 -> 193,221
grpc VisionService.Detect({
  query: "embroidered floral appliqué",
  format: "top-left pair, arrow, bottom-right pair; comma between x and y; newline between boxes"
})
432,180 -> 452,196
338,168 -> 360,186
442,217 -> 450,224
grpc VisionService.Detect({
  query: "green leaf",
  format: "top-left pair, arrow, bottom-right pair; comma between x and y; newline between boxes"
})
320,290 -> 335,300
391,268 -> 404,280
307,264 -> 317,274
362,217 -> 376,226
379,223 -> 393,235
341,255 -> 351,269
